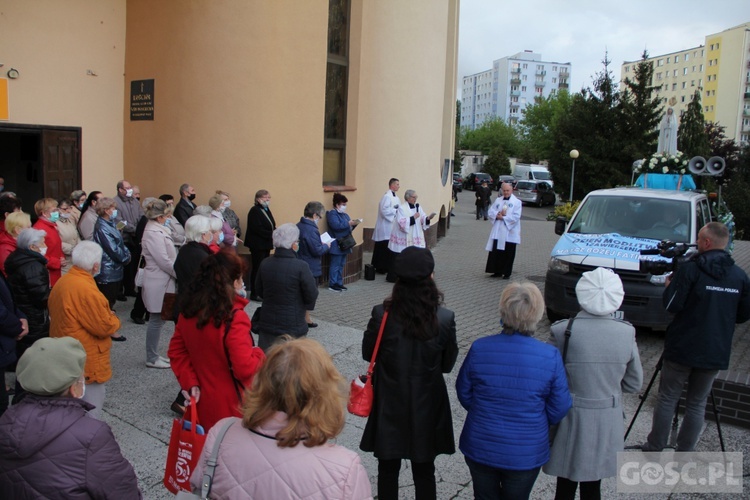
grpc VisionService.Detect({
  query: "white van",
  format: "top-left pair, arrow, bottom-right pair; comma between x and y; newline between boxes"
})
513,164 -> 553,186
544,187 -> 713,329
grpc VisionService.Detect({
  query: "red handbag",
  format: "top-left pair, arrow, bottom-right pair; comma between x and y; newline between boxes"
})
164,397 -> 207,494
347,311 -> 388,417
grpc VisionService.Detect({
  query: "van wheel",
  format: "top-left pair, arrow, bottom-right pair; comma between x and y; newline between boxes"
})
546,308 -> 567,323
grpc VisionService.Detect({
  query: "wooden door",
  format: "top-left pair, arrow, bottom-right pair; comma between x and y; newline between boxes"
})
42,129 -> 80,199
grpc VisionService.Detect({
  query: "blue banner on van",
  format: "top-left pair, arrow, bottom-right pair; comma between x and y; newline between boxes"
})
551,233 -> 669,264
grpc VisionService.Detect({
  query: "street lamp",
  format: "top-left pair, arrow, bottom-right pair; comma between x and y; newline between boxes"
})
569,149 -> 579,201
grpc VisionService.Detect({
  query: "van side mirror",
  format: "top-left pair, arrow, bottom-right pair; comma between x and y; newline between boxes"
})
555,216 -> 568,235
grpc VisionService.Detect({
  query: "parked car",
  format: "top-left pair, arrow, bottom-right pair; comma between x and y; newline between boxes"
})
463,172 -> 493,191
495,175 -> 516,191
452,173 -> 463,192
513,180 -> 556,206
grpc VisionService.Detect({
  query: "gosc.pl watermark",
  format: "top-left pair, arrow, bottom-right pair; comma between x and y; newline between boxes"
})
617,451 -> 743,494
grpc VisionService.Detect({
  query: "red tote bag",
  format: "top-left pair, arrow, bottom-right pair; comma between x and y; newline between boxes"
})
163,398 -> 207,494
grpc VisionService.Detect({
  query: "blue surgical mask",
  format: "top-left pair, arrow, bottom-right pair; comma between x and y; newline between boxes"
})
111,209 -> 118,219
164,218 -> 171,227
49,211 -> 60,223
218,232 -> 225,244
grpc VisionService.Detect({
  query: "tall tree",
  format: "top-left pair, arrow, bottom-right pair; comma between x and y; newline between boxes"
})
548,53 -> 630,200
620,50 -> 663,160
454,100 -> 463,171
482,146 -> 511,180
678,90 -> 710,158
460,117 -> 520,157
518,90 -> 573,161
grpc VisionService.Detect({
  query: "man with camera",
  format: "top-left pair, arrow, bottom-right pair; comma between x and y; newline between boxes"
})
643,222 -> 750,452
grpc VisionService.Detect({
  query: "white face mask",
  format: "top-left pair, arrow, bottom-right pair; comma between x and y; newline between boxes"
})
38,246 -> 48,257
223,200 -> 231,208
80,380 -> 86,399
337,205 -> 347,213
125,188 -> 134,198
313,217 -> 320,226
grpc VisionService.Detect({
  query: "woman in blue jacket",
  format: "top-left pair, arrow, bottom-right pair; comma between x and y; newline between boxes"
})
456,281 -> 572,499
326,193 -> 359,292
296,201 -> 330,327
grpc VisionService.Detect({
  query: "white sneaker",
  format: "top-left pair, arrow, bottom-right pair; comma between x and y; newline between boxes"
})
146,359 -> 171,369
159,356 -> 170,364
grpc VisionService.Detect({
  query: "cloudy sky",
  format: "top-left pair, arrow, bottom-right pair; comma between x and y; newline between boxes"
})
458,0 -> 750,93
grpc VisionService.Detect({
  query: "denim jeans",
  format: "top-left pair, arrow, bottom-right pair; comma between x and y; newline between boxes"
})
329,254 -> 347,287
646,359 -> 719,451
465,457 -> 541,500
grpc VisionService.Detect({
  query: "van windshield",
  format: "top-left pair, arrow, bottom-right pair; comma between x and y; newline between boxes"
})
567,196 -> 691,243
532,171 -> 551,180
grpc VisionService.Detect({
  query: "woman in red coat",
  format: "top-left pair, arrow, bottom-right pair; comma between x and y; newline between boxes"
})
32,198 -> 64,287
168,250 -> 265,430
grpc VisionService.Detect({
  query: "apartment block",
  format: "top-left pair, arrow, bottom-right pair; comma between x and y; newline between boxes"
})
461,51 -> 572,130
621,22 -> 750,145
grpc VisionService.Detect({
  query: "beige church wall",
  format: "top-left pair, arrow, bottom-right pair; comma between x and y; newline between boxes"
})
0,0 -> 127,192
351,0 -> 457,227
123,0 -> 457,242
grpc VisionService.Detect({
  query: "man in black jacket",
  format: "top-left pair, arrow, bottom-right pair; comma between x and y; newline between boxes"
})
173,183 -> 196,227
644,222 -> 750,451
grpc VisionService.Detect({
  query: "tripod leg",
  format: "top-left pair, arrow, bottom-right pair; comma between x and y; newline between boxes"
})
625,355 -> 663,442
669,406 -> 679,449
709,390 -> 725,452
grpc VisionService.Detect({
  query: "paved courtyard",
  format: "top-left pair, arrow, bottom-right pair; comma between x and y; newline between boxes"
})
95,189 -> 749,498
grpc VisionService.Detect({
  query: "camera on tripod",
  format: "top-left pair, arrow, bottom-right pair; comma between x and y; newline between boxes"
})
638,240 -> 696,275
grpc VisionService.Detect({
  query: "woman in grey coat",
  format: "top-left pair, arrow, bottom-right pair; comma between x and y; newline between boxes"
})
543,267 -> 643,500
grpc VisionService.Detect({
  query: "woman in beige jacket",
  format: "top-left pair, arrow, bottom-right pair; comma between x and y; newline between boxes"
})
140,199 -> 177,369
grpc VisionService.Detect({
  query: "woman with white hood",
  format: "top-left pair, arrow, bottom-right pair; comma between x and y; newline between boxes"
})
543,267 -> 643,500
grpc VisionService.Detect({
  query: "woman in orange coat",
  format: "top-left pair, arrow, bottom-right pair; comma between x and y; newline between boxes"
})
48,241 -> 122,419
168,250 -> 265,430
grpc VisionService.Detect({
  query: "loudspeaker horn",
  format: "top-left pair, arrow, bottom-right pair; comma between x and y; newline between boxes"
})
706,156 -> 726,176
688,156 -> 707,175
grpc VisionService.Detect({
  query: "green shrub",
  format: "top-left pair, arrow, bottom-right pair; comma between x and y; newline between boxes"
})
547,201 -> 580,221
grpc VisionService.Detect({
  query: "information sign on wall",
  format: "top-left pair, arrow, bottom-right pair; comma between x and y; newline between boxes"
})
130,79 -> 154,121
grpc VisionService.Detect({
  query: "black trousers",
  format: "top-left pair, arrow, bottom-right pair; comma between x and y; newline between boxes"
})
249,249 -> 270,296
378,459 -> 436,500
97,281 -> 121,310
485,240 -> 517,277
121,241 -> 139,295
555,477 -> 601,500
130,289 -> 148,320
371,240 -> 393,273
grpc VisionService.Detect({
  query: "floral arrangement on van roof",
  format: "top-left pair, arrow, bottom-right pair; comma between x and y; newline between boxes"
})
634,151 -> 689,175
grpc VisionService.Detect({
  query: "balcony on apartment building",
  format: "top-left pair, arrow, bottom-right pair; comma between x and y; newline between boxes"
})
745,92 -> 750,99
559,82 -> 569,89
535,70 -> 546,76
509,102 -> 520,108
511,67 -> 521,74
510,77 -> 521,84
535,81 -> 546,87
510,90 -> 521,97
